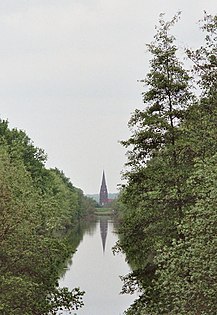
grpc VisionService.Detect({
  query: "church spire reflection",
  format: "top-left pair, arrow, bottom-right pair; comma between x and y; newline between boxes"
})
100,216 -> 108,253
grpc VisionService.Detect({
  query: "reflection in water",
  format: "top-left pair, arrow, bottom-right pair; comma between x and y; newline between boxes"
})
100,216 -> 108,252
58,217 -> 136,315
59,220 -> 98,278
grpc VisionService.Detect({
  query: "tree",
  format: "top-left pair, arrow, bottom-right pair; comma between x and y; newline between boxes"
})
122,12 -> 193,168
0,146 -> 84,314
142,13 -> 217,315
147,156 -> 217,315
0,122 -> 90,314
118,13 -> 194,304
118,12 -> 217,315
183,13 -> 217,161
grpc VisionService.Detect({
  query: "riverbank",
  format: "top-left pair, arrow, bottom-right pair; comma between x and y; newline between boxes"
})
94,208 -> 114,215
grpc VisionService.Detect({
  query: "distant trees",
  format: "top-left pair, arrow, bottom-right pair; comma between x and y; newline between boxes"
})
0,120 -> 95,314
117,13 -> 217,314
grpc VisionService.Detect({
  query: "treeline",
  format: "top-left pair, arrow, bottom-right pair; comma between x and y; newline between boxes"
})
0,120 -> 97,314
117,13 -> 217,314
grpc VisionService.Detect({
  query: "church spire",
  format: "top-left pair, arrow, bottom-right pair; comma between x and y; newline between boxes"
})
99,170 -> 108,206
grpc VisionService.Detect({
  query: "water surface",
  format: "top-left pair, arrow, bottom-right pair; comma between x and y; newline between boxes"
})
58,216 -> 136,315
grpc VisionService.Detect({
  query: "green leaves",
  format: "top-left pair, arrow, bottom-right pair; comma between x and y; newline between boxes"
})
119,12 -> 217,315
150,156 -> 217,314
123,13 -> 193,168
0,120 -> 96,314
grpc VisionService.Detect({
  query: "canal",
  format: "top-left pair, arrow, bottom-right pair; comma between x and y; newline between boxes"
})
58,216 -> 136,315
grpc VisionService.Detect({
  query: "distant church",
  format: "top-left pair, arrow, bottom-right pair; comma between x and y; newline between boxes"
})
99,171 -> 108,206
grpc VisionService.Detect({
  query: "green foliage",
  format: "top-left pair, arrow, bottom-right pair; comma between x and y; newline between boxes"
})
122,12 -> 193,167
0,121 -> 95,314
119,11 -> 193,278
148,156 -> 217,314
0,120 -> 48,191
118,13 -> 217,315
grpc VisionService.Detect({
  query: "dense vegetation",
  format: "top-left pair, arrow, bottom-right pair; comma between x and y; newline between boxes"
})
117,12 -> 217,314
0,120 -> 97,314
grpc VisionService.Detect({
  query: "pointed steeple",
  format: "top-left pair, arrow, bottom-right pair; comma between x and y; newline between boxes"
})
99,170 -> 108,206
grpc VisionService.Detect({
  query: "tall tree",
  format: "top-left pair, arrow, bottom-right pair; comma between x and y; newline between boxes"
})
183,13 -> 217,161
119,13 -> 217,315
118,14 -> 195,313
122,12 -> 193,168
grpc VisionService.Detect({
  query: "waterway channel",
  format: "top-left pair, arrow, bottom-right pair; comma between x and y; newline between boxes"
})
58,216 -> 136,315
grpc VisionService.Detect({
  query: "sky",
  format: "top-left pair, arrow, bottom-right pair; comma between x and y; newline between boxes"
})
0,0 -> 216,194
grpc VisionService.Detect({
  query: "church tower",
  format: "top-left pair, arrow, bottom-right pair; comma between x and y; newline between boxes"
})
99,171 -> 108,206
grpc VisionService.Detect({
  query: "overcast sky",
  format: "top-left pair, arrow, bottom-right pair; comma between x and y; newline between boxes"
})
0,0 -> 216,194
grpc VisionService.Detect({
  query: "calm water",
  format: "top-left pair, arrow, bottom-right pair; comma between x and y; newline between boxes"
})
58,216 -> 136,315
